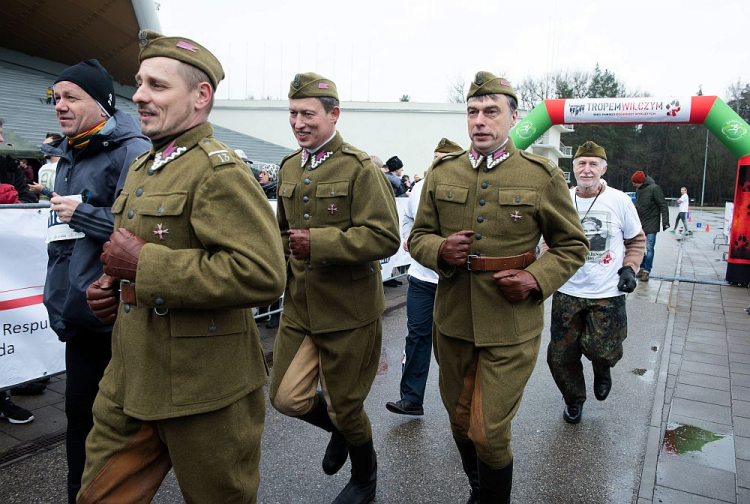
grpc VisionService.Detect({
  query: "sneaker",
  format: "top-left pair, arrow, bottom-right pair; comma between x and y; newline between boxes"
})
0,394 -> 34,424
10,382 -> 46,396
640,271 -> 650,282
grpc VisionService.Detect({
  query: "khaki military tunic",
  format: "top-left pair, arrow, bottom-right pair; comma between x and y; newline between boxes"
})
98,122 -> 286,420
409,138 -> 588,347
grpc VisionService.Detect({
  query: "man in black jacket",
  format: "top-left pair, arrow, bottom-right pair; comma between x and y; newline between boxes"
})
631,170 -> 669,282
0,118 -> 37,203
41,60 -> 149,503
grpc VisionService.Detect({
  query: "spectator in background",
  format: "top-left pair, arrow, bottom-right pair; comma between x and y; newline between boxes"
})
385,155 -> 408,197
29,133 -> 62,200
258,163 -> 279,199
46,85 -> 54,104
18,158 -> 35,183
631,170 -> 669,282
671,186 -> 690,235
0,118 -> 37,203
42,59 -> 150,503
401,174 -> 411,192
413,174 -> 422,184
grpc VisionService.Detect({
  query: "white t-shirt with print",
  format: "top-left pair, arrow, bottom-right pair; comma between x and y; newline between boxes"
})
678,193 -> 689,213
559,185 -> 642,299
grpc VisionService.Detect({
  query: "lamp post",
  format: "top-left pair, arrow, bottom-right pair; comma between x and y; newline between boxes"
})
701,128 -> 708,207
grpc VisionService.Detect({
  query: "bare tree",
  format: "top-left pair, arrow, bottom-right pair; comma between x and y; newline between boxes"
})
447,74 -> 466,103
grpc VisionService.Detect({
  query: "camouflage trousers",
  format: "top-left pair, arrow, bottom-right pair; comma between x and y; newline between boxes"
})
547,292 -> 627,406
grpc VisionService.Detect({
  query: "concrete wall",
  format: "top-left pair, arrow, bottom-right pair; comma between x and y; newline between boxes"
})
211,100 -> 469,179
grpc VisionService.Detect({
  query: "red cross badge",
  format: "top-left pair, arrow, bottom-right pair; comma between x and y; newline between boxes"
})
152,223 -> 169,240
510,211 -> 523,223
328,204 -> 338,215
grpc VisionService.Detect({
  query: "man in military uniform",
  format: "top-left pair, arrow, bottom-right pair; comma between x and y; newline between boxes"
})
547,141 -> 645,424
269,72 -> 400,504
80,31 -> 285,503
409,72 -> 588,503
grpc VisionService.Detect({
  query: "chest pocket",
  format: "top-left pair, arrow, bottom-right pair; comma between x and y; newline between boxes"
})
497,188 -> 537,234
111,191 -> 129,216
279,182 -> 297,227
316,180 -> 351,224
435,184 -> 469,232
136,192 -> 189,246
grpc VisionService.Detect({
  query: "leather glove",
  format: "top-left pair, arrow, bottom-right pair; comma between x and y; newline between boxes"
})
663,223 -> 670,231
86,275 -> 119,324
101,228 -> 147,281
288,229 -> 311,260
438,230 -> 475,267
617,266 -> 637,293
492,269 -> 540,303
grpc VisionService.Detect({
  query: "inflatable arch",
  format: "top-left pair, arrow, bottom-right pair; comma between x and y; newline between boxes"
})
510,96 -> 750,285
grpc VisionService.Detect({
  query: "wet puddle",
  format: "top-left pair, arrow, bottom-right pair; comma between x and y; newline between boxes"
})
662,422 -> 735,472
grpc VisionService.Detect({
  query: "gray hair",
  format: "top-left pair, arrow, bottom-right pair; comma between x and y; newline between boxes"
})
467,94 -> 517,115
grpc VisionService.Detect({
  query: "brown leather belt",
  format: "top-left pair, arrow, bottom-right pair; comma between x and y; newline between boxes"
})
466,250 -> 536,272
120,280 -> 136,305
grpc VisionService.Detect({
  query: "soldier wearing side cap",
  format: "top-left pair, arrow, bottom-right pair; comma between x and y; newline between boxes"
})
80,31 -> 285,503
547,141 -> 645,424
409,72 -> 588,503
269,72 -> 400,504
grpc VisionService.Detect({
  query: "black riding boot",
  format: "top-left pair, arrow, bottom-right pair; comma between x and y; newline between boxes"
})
296,391 -> 349,475
478,458 -> 512,504
454,437 -> 480,503
332,438 -> 377,504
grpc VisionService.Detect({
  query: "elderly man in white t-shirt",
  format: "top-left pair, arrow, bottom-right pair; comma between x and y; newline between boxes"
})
671,187 -> 690,235
547,141 -> 646,424
385,138 -> 463,416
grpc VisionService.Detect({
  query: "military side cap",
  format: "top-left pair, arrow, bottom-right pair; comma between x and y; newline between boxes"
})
467,71 -> 517,102
288,72 -> 338,100
138,30 -> 225,90
574,140 -> 607,160
434,138 -> 462,154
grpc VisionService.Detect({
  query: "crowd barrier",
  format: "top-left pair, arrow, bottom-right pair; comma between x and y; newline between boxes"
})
0,198 -> 414,388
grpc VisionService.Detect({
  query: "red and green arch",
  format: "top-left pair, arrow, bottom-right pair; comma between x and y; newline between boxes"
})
510,96 -> 750,285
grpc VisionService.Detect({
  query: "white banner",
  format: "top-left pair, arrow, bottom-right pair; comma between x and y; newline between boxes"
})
1,206 -> 65,389
564,97 -> 692,123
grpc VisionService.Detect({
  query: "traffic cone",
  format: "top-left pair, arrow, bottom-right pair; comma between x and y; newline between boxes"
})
706,224 -> 710,232
688,214 -> 692,222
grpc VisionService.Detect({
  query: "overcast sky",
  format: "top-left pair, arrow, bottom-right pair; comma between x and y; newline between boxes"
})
158,0 -> 749,104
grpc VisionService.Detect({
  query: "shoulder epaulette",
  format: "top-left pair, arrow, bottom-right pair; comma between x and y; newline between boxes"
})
198,138 -> 237,169
431,149 -> 466,169
520,150 -> 561,176
131,150 -> 152,171
280,148 -> 303,168
341,144 -> 370,164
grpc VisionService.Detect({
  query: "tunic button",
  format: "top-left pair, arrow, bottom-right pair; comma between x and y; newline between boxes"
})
303,213 -> 310,220
135,188 -> 144,197
304,178 -> 311,185
147,168 -> 154,176
447,192 -> 453,199
307,265 -> 313,271
322,260 -> 328,265
479,199 -> 486,206
481,182 -> 488,189
208,325 -> 217,333
157,206 -> 164,214
330,191 -> 335,196
127,210 -> 135,219
155,298 -> 165,306
475,233 -> 482,240
483,167 -> 489,172
515,197 -> 521,203
303,196 -> 310,202
307,166 -> 313,171
477,216 -> 484,223
124,304 -> 131,313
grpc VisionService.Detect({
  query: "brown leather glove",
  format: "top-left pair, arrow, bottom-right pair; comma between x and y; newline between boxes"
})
86,275 -> 119,324
288,229 -> 311,260
101,228 -> 147,281
492,269 -> 540,303
438,230 -> 475,267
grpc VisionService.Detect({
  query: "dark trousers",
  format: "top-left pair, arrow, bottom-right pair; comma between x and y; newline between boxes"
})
674,212 -> 688,231
65,329 -> 112,503
400,276 -> 437,405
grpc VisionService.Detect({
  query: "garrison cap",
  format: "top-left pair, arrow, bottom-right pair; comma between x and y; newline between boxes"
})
574,141 -> 607,161
434,137 -> 462,154
288,72 -> 339,100
467,71 -> 517,102
138,30 -> 225,90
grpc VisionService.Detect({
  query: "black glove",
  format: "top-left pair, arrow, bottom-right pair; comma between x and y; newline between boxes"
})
617,266 -> 637,293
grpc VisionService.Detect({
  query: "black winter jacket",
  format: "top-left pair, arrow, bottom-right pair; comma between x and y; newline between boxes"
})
41,111 -> 150,341
635,176 -> 669,234
0,155 -> 37,203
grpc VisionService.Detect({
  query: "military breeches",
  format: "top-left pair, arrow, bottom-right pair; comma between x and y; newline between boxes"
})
547,292 -> 627,405
434,329 -> 540,468
78,389 -> 264,504
269,316 -> 381,446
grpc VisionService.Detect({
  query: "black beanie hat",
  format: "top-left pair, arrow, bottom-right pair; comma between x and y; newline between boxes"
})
386,156 -> 403,172
55,59 -> 116,117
